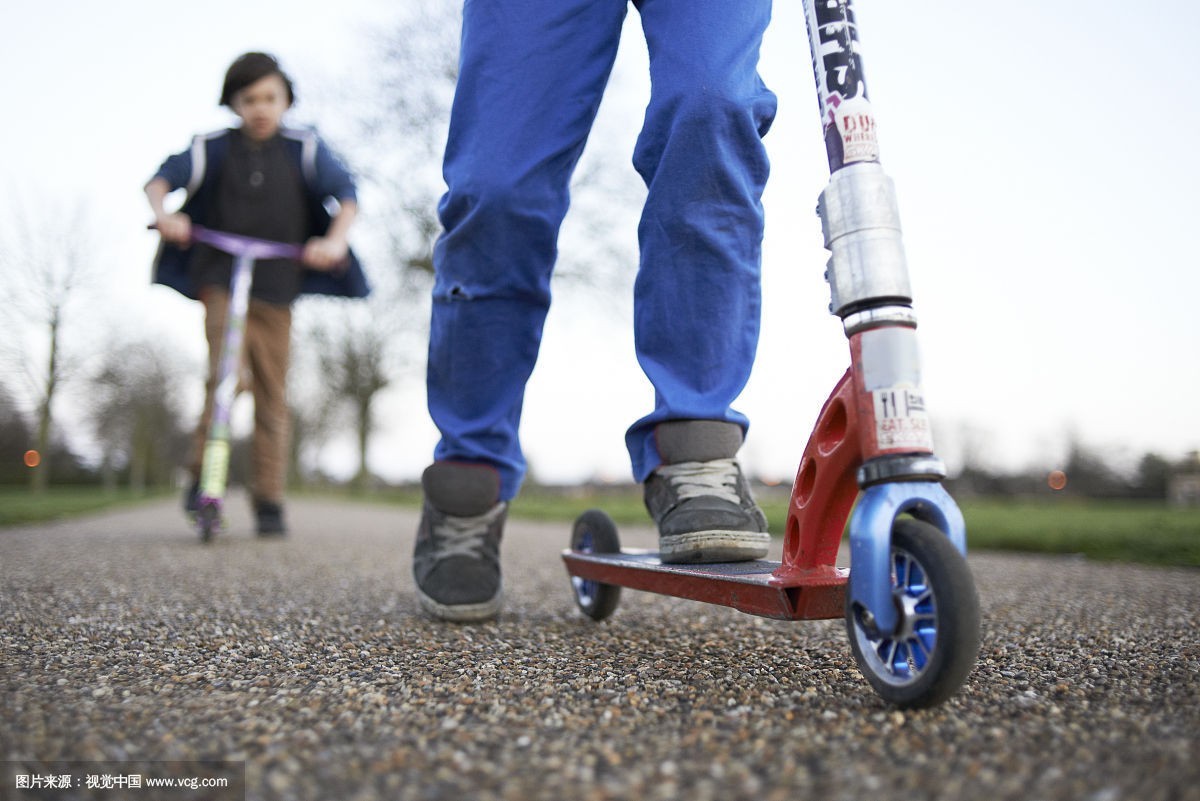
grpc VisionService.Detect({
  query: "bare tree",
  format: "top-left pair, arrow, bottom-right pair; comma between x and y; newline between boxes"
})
1061,434 -> 1128,498
1132,452 -> 1172,500
288,395 -> 338,488
86,337 -> 189,493
286,1 -> 457,490
0,201 -> 100,494
292,317 -> 392,491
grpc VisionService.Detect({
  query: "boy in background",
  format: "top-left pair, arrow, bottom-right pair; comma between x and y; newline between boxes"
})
146,52 -> 367,536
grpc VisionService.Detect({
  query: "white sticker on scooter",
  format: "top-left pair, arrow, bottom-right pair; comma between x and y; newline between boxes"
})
872,386 -> 934,450
835,95 -> 879,164
860,327 -> 933,450
200,440 -> 231,496
860,327 -> 921,391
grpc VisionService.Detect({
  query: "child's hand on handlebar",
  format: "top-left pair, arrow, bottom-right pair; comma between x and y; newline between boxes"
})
302,236 -> 349,271
155,213 -> 193,245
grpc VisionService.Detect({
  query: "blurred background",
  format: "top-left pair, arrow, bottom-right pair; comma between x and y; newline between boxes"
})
2,0 -> 1198,511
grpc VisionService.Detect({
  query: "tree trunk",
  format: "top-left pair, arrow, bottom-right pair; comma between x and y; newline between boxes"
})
30,309 -> 60,495
353,398 -> 372,493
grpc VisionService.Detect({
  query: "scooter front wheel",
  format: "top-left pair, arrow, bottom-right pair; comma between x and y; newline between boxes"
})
569,510 -> 622,621
845,517 -> 980,708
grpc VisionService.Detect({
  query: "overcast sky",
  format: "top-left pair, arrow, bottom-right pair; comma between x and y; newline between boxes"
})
2,0 -> 1198,486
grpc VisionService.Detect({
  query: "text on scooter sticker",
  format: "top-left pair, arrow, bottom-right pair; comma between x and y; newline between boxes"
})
872,386 -> 933,451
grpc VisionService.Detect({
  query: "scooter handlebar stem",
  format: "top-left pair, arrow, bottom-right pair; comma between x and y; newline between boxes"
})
802,0 -> 913,322
803,0 -> 877,173
796,0 -> 970,640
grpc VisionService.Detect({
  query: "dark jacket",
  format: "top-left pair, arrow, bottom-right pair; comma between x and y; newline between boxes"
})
150,127 -> 369,300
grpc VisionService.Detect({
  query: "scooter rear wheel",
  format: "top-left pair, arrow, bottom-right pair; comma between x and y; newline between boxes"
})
569,510 -> 622,621
845,517 -> 980,708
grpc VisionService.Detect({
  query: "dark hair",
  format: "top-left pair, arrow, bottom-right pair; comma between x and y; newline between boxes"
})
220,52 -> 295,108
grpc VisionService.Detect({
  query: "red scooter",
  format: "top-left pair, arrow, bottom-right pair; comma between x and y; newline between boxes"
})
563,0 -> 981,708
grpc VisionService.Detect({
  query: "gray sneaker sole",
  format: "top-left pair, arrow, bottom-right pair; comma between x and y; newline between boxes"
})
416,586 -> 503,622
659,529 -> 770,564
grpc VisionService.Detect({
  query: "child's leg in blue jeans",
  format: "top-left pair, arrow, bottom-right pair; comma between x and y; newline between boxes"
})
625,0 -> 778,481
427,0 -> 630,501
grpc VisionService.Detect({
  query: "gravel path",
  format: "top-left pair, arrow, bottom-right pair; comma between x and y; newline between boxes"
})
2,495 -> 1197,801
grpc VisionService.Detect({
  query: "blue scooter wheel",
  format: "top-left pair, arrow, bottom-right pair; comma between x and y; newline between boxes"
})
570,510 -> 622,621
846,517 -> 980,708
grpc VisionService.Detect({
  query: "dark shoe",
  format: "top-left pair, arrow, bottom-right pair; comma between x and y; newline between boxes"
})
255,500 -> 288,537
413,462 -> 505,622
644,421 -> 769,564
183,480 -> 201,515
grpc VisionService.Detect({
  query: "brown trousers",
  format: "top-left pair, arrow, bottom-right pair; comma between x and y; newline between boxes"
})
190,287 -> 292,504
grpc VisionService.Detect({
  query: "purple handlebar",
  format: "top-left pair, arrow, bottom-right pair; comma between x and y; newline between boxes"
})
188,225 -> 306,261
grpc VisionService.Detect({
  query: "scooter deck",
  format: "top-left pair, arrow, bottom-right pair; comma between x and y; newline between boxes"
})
561,549 -> 848,621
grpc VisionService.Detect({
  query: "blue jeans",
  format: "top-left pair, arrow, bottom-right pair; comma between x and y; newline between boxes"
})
428,0 -> 777,500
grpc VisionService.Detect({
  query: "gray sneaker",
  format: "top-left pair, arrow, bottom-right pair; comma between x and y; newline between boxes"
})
644,421 -> 770,564
413,462 -> 506,621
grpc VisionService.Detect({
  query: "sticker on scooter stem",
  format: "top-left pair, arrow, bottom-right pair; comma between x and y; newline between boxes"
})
200,439 -> 231,497
833,95 -> 878,165
805,0 -> 879,164
872,385 -> 933,451
858,326 -> 933,451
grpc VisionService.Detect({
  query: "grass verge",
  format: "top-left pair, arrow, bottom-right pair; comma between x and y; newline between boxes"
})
955,499 -> 1199,567
0,487 -> 172,528
424,484 -> 1200,565
5,485 -> 1197,568
508,489 -> 1200,568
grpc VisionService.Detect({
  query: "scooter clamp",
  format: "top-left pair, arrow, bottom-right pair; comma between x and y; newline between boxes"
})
857,454 -> 948,487
818,162 -> 912,318
842,304 -> 918,337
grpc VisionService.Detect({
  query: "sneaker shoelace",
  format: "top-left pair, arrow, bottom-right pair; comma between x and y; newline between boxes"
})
432,502 -> 506,559
655,458 -> 742,505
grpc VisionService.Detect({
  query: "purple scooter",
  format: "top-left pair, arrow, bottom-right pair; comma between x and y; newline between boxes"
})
182,226 -> 305,543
